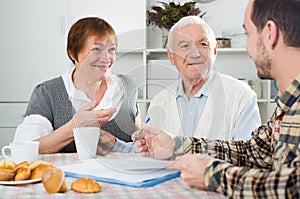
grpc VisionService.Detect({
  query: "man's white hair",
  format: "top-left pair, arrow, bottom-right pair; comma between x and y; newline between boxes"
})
166,16 -> 217,51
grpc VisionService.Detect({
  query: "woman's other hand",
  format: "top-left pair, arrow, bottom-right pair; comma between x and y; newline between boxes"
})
97,129 -> 116,155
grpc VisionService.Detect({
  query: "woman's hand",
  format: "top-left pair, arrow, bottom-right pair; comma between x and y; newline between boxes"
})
72,102 -> 116,127
97,129 -> 116,155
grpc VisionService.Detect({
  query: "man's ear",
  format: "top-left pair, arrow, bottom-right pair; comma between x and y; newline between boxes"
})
264,20 -> 279,49
213,43 -> 217,56
167,50 -> 175,65
213,46 -> 218,61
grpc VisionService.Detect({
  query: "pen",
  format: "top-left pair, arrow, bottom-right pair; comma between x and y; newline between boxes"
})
132,117 -> 151,146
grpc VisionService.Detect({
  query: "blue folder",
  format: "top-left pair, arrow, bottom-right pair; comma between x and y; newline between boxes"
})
65,171 -> 180,188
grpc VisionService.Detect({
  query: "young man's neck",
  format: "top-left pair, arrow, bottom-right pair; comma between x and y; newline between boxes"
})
273,48 -> 300,92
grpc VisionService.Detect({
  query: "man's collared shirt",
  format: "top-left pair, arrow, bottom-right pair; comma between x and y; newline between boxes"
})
175,73 -> 300,198
176,71 -> 260,140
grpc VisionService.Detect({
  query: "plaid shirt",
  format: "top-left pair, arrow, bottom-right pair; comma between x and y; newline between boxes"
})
175,73 -> 300,198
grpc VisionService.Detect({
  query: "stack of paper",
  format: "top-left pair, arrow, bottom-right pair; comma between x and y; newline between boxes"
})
59,153 -> 180,188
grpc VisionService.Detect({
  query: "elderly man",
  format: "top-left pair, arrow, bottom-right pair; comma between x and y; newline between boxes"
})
134,0 -> 300,198
147,16 -> 261,140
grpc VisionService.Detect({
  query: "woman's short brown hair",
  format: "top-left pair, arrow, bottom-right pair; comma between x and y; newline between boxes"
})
67,17 -> 117,64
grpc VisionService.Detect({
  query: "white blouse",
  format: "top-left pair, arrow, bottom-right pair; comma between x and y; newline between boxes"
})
13,67 -> 123,143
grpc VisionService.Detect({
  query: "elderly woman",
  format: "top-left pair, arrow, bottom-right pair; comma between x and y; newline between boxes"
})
14,17 -> 140,154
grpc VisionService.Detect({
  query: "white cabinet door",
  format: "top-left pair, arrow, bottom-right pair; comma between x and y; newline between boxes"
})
0,0 -> 69,102
0,128 -> 16,153
68,0 -> 146,51
0,103 -> 28,149
0,103 -> 27,128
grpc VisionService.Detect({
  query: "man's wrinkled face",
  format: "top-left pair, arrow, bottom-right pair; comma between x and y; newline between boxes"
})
168,24 -> 217,82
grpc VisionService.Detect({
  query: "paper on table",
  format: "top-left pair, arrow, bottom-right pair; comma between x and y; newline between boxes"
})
96,152 -> 169,171
59,153 -> 179,185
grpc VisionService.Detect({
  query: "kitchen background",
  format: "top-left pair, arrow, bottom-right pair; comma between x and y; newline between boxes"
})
0,0 -> 277,151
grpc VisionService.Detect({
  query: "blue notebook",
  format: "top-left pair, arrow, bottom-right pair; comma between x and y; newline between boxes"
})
65,171 -> 180,188
60,153 -> 180,188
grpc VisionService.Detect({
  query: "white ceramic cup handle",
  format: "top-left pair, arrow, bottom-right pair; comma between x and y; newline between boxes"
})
1,145 -> 11,159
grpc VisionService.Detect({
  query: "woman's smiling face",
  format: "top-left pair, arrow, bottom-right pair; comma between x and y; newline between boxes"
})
76,35 -> 117,81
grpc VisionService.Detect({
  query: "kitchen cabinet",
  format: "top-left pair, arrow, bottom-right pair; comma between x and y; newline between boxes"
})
0,0 -> 275,151
0,0 -> 69,102
0,0 -> 69,150
0,0 -> 146,151
0,103 -> 27,150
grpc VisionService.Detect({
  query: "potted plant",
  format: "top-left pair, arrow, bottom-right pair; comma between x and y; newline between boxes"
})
147,1 -> 206,47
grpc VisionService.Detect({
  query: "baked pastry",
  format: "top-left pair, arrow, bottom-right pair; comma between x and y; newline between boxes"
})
71,178 -> 102,193
14,161 -> 30,172
14,166 -> 31,181
0,169 -> 15,181
42,168 -> 67,193
0,159 -> 16,181
31,164 -> 54,179
29,160 -> 52,170
0,159 -> 16,170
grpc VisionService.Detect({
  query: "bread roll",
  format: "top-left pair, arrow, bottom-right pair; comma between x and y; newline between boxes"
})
0,159 -> 16,170
14,166 -> 31,181
0,169 -> 15,181
14,161 -> 30,172
0,159 -> 16,181
29,160 -> 52,170
71,178 -> 101,193
31,164 -> 54,179
42,168 -> 67,193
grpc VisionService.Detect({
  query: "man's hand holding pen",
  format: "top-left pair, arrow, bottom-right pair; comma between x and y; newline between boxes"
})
131,117 -> 151,146
131,124 -> 176,160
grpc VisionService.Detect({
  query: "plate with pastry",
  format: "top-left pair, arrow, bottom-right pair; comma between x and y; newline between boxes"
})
0,178 -> 42,185
0,159 -> 52,185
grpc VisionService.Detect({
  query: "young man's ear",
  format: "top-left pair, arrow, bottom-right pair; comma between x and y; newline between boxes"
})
264,20 -> 279,49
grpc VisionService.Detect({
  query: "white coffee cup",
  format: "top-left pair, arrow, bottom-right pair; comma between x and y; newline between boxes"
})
73,127 -> 100,160
1,141 -> 40,163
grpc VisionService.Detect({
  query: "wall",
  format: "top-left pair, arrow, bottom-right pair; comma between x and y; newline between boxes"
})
0,0 -> 273,151
146,0 -> 276,124
0,0 -> 146,151
147,0 -> 249,48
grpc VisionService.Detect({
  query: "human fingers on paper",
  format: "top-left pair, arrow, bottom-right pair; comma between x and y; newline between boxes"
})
166,154 -> 212,190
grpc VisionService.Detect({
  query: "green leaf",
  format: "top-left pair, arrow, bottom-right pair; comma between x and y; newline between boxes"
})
147,1 -> 206,30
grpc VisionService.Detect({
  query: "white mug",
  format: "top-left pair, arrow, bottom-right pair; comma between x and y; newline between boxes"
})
73,127 -> 100,160
1,141 -> 40,163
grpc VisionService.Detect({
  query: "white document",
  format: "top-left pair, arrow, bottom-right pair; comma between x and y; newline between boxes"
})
59,153 -> 179,184
97,152 -> 168,171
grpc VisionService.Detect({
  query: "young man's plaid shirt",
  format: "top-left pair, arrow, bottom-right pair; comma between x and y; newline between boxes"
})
175,73 -> 300,198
